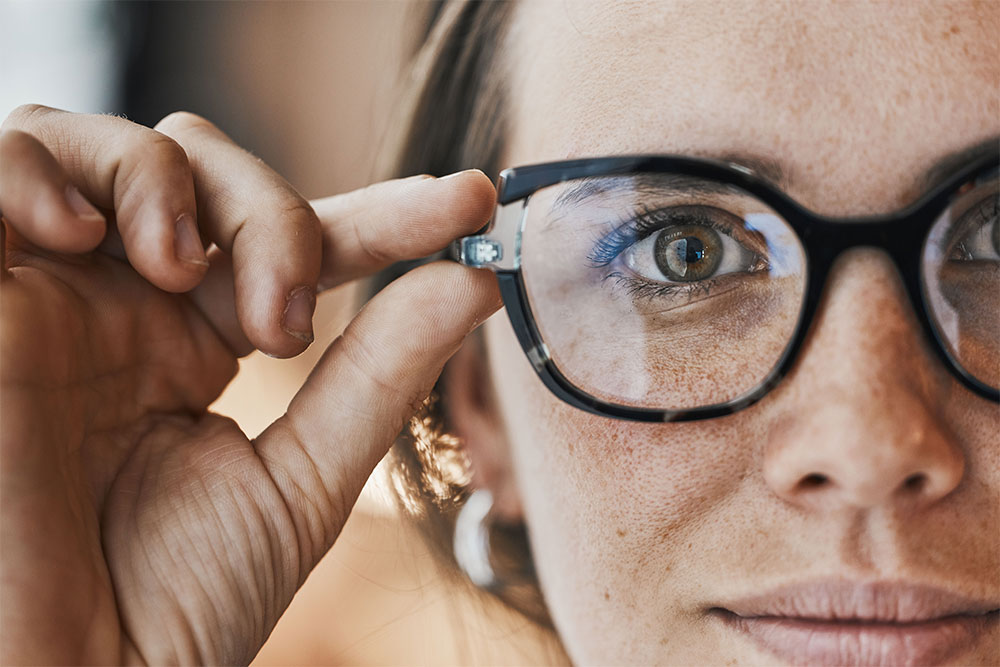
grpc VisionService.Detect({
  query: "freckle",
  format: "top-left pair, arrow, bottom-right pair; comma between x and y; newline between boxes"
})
616,528 -> 626,537
604,590 -> 610,601
567,441 -> 575,454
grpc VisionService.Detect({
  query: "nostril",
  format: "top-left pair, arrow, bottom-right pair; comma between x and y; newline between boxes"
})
903,472 -> 927,493
799,473 -> 829,489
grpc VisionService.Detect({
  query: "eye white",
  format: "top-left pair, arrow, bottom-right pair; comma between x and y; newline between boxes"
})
623,227 -> 756,283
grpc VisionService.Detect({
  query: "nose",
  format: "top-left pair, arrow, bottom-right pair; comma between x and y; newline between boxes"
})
763,392 -> 965,510
762,250 -> 966,512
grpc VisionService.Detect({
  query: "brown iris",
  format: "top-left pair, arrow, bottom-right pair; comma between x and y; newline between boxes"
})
653,224 -> 723,281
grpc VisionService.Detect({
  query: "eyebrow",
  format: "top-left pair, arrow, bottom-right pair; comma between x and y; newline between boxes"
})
550,137 -> 999,212
552,173 -> 744,211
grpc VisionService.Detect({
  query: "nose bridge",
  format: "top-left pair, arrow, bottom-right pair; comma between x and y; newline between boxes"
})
799,208 -> 998,403
802,244 -> 931,390
762,247 -> 965,511
796,216 -> 929,360
805,212 -> 923,277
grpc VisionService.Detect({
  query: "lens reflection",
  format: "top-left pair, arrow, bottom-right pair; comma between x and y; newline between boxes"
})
921,172 -> 1000,389
520,173 -> 807,410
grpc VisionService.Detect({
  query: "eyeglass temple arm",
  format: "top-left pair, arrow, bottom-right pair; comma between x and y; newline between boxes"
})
449,199 -> 524,271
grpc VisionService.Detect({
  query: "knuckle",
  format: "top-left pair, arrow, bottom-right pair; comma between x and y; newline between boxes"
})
229,193 -> 322,254
143,131 -> 190,168
352,214 -> 393,265
335,320 -> 436,437
337,326 -> 404,402
0,129 -> 39,159
1,104 -> 52,133
114,131 -> 192,196
154,111 -> 218,139
279,196 -> 322,241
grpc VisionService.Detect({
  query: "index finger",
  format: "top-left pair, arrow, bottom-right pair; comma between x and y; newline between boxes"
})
309,169 -> 496,289
184,168 -> 496,360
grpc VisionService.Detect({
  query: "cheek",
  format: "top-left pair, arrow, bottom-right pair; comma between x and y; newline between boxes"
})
483,310 -> 1000,663
483,315 -> 766,657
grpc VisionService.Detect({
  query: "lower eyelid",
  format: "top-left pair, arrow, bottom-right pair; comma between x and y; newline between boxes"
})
602,271 -> 718,299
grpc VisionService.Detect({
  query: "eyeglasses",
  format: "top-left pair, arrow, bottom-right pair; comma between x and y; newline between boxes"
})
451,153 -> 1000,422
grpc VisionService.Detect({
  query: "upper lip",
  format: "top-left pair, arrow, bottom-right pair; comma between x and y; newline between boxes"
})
712,580 -> 1000,624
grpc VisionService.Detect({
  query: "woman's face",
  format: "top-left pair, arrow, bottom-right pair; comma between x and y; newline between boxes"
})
470,1 -> 999,664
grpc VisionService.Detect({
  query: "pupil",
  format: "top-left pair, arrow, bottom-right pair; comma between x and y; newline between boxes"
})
653,223 -> 724,282
682,237 -> 705,264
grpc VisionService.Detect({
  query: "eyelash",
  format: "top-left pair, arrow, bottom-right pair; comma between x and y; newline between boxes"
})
586,204 -> 739,268
585,205 -> 746,301
600,270 -> 722,300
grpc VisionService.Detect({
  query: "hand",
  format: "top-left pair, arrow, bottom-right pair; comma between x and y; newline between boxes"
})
0,106 -> 501,664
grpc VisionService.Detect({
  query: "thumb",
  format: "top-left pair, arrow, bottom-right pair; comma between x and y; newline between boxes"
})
253,260 -> 501,572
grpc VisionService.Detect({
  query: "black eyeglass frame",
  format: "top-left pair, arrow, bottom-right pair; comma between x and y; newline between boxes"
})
452,152 -> 1000,422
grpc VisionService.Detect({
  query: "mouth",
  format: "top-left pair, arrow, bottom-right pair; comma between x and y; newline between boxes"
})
708,581 -> 1000,666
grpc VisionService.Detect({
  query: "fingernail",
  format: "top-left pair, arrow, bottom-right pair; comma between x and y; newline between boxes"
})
174,213 -> 209,267
64,184 -> 104,221
282,286 -> 315,343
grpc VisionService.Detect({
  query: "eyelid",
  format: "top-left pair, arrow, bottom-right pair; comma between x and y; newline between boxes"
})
588,204 -> 769,267
634,205 -> 770,256
941,188 -> 998,254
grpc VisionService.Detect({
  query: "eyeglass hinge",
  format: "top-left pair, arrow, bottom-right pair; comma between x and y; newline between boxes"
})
452,236 -> 504,268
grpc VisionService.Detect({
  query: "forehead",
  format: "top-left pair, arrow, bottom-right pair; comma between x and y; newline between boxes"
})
501,0 -> 999,214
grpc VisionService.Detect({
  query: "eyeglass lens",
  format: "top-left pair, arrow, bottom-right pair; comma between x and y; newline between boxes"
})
518,171 -> 999,411
921,171 -> 1000,389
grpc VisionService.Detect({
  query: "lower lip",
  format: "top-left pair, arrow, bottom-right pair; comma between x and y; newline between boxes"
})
714,609 -> 999,666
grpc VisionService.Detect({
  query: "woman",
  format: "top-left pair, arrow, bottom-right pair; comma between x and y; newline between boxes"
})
1,1 -> 997,665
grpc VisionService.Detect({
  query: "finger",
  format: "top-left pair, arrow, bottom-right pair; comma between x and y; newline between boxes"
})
154,112 -> 321,359
185,247 -> 254,357
0,129 -> 107,255
310,169 -> 495,289
185,170 -> 495,357
2,105 -> 208,293
253,262 -> 501,567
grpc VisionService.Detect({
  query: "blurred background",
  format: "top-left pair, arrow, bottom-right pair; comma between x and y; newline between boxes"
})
1,1 -> 553,664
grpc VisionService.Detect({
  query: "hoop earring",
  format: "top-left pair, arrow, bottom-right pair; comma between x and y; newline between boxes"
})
453,488 -> 499,590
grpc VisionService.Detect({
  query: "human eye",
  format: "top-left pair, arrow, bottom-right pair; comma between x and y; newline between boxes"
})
946,191 -> 1000,262
587,205 -> 769,300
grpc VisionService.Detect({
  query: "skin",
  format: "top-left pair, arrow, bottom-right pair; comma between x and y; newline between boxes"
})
0,108 -> 501,663
448,1 -> 1000,665
1,1 -> 996,666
